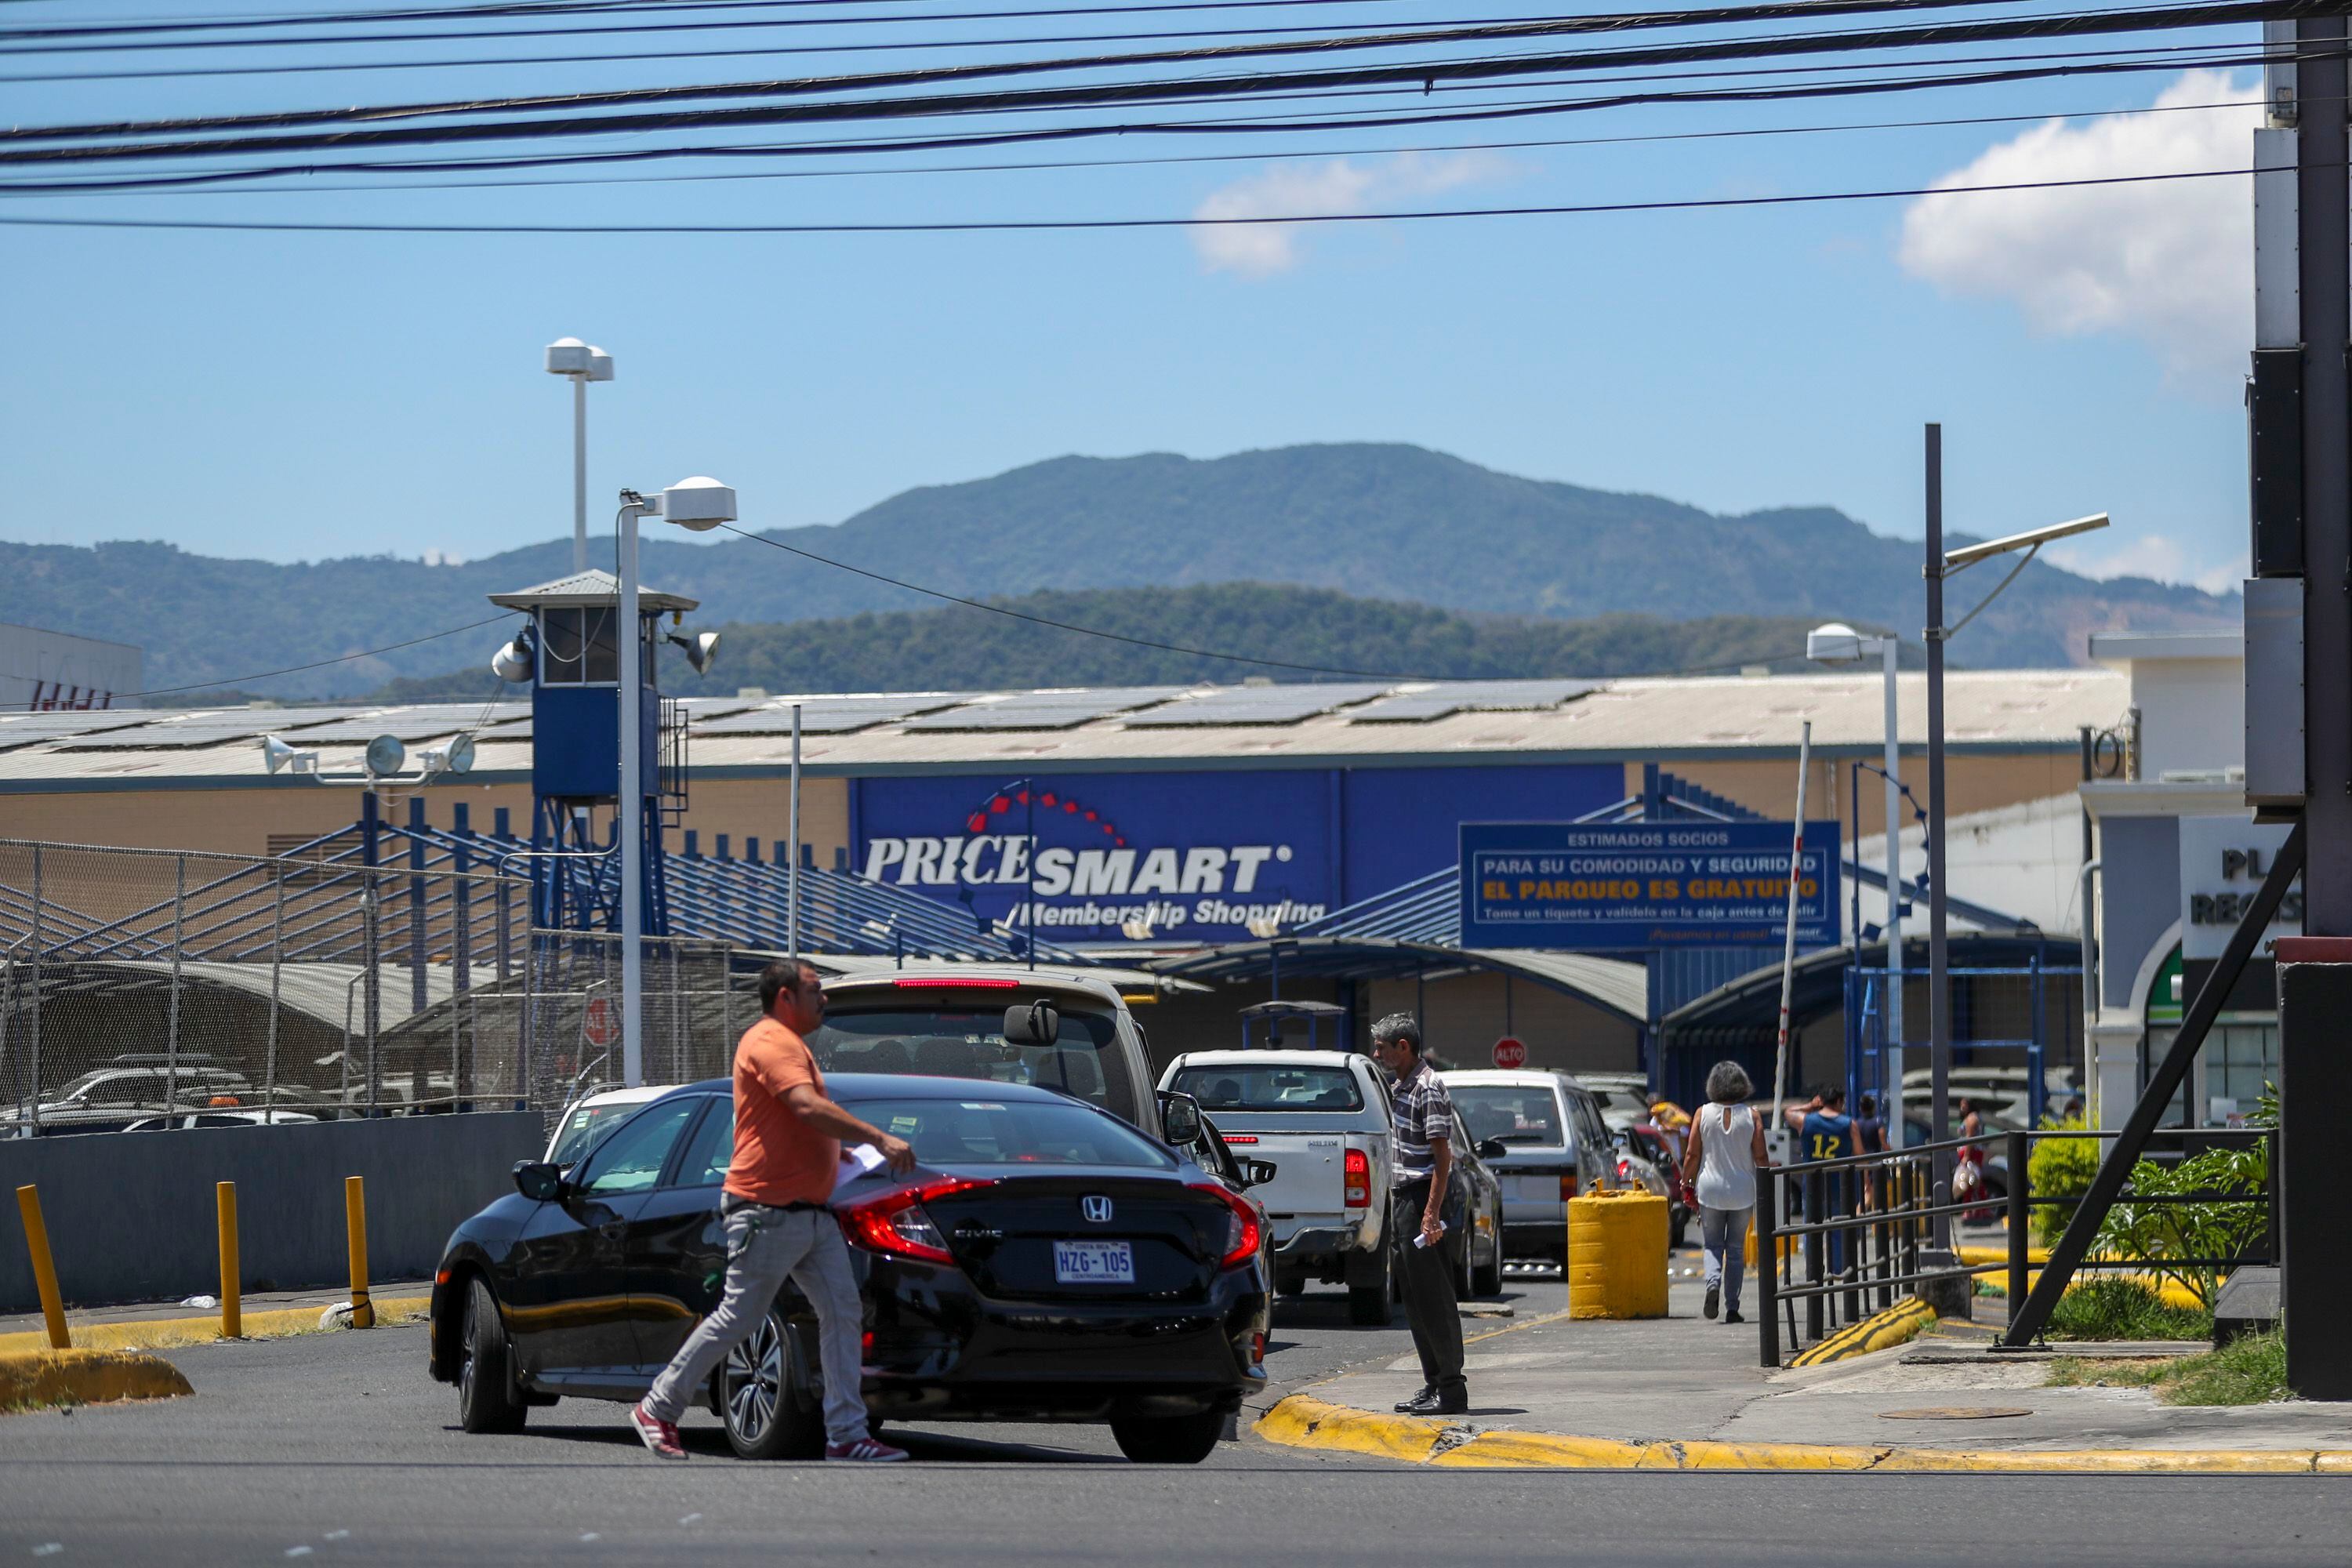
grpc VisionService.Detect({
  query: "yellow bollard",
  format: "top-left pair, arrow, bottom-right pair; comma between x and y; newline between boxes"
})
14,1185 -> 71,1350
1567,1189 -> 1669,1319
216,1181 -> 241,1340
344,1175 -> 373,1329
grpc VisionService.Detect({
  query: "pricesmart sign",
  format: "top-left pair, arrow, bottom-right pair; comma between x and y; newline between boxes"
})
856,773 -> 1335,941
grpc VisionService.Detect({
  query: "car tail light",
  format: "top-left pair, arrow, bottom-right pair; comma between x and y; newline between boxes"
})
1189,1181 -> 1261,1269
837,1175 -> 996,1265
1219,1133 -> 1258,1145
1617,1156 -> 1635,1184
1344,1149 -> 1370,1208
1251,1331 -> 1267,1365
1559,1172 -> 1578,1203
890,976 -> 1019,988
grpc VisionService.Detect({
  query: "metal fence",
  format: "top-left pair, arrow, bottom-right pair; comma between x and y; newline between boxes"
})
0,838 -> 745,1132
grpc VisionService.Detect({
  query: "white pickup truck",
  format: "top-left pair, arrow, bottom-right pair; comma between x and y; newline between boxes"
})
1158,1049 -> 1396,1325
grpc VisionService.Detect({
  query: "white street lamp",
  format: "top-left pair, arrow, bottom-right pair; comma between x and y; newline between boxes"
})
545,337 -> 615,575
1806,621 -> 1907,1145
615,475 -> 737,1087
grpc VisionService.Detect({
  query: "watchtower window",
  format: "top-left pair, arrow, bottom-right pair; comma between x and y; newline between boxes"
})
540,607 -> 618,685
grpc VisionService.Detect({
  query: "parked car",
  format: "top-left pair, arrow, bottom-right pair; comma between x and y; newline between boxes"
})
2,1054 -> 253,1135
811,967 -> 1165,1134
1440,1069 -> 1614,1264
546,1084 -> 677,1167
1158,1048 -> 1398,1324
1441,1103 -> 1508,1299
1621,1122 -> 1693,1247
428,1073 -> 1270,1465
121,1109 -> 320,1131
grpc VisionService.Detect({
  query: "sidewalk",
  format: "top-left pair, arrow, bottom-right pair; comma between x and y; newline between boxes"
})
0,1279 -> 433,1355
1266,1279 -> 2352,1468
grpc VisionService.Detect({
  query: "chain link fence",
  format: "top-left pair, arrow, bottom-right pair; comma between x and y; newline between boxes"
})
0,839 -> 744,1134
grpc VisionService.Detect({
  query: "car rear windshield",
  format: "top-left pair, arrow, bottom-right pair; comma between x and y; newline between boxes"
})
1453,1085 -> 1566,1148
838,1096 -> 1175,1170
811,1004 -> 1134,1119
1168,1064 -> 1364,1112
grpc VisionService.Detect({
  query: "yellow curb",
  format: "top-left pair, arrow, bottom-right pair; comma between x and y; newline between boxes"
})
1788,1299 -> 1938,1367
0,1348 -> 192,1410
1254,1394 -> 1451,1463
1257,1394 -> 2352,1473
0,1295 -> 430,1357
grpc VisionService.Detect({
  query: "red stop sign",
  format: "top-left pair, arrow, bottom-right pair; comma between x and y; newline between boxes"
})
583,996 -> 618,1048
1491,1036 -> 1527,1069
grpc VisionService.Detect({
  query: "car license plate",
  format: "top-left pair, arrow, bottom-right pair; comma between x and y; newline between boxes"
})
1512,1174 -> 1559,1202
1053,1240 -> 1135,1284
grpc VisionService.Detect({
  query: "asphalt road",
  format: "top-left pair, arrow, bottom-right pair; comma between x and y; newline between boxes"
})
3,1269 -> 2346,1566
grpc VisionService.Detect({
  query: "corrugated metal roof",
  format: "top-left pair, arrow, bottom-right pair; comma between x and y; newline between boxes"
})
486,568 -> 699,613
0,670 -> 2125,789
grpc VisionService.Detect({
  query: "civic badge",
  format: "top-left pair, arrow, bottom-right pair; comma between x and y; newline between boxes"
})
1081,1195 -> 1114,1224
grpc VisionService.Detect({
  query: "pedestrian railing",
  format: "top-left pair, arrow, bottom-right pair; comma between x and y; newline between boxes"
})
1757,1127 -> 2276,1366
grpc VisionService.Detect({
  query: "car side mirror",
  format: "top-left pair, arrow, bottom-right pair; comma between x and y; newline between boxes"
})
1158,1090 -> 1203,1148
514,1160 -> 566,1203
1240,1158 -> 1279,1188
1002,999 -> 1061,1045
1476,1138 -> 1508,1162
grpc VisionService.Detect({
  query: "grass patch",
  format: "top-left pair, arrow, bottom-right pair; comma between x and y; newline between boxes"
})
2045,1277 -> 2212,1341
2045,1331 -> 2289,1406
2046,1356 -> 2176,1390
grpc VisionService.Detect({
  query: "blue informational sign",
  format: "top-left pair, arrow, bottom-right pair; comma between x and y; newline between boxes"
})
1459,820 -> 1841,950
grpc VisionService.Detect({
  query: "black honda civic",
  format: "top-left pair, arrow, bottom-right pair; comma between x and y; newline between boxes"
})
427,1074 -> 1272,1464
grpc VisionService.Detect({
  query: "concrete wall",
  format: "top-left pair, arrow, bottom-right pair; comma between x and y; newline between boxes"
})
0,1112 -> 544,1315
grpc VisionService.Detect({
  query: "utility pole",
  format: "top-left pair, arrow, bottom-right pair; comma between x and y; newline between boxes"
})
1923,424 -> 1953,1250
2266,11 -> 2352,1399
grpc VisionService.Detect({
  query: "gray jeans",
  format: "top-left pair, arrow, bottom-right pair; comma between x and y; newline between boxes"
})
641,1204 -> 869,1446
1700,1204 -> 1751,1313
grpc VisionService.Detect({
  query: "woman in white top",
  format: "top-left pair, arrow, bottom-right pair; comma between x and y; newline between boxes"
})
1679,1060 -> 1768,1324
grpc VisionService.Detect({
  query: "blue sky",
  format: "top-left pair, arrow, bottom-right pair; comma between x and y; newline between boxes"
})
0,2 -> 2266,592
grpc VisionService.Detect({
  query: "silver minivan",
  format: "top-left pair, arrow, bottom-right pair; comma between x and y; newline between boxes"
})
1439,1069 -> 1613,1263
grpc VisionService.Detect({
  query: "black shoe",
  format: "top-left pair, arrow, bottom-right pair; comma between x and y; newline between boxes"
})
1435,1387 -> 1469,1417
1704,1283 -> 1720,1320
1723,1308 -> 1745,1325
1396,1388 -> 1439,1415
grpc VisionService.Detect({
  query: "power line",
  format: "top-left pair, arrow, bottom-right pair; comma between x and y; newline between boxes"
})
0,93 -> 2259,198
125,613 -> 516,699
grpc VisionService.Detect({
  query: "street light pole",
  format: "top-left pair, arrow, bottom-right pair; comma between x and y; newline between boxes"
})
545,339 -> 614,576
1925,425 -> 1952,1247
1881,630 -> 1904,1145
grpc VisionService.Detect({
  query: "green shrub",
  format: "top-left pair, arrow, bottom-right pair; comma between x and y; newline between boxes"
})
2045,1276 -> 2212,1341
2092,1087 -> 2272,1312
2027,1116 -> 2100,1247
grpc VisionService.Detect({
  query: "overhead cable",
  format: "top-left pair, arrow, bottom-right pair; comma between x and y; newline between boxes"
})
123,614 -> 515,699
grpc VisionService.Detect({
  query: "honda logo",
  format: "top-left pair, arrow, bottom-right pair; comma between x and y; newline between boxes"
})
1081,1195 -> 1114,1224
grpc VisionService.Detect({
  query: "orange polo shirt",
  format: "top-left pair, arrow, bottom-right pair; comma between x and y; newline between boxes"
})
723,1018 -> 839,1207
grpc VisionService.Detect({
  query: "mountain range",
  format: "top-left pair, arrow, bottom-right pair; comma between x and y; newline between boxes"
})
5,443 -> 2235,699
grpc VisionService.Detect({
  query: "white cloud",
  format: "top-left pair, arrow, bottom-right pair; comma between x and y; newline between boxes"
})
2047,533 -> 2247,594
1897,71 -> 2262,382
1191,152 -> 1513,276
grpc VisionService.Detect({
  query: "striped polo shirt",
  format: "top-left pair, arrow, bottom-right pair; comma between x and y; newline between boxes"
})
1389,1060 -> 1454,1187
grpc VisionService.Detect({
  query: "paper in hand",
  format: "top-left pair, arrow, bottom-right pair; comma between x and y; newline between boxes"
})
833,1142 -> 887,1195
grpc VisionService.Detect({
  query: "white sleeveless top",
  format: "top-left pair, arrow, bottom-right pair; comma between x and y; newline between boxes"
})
1694,1103 -> 1758,1211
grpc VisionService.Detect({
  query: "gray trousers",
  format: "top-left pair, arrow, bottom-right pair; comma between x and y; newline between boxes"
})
642,1204 -> 869,1446
1700,1204 -> 1750,1313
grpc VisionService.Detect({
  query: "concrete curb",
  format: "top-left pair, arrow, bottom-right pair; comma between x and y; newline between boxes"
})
1254,1394 -> 2352,1474
1788,1299 -> 1938,1367
0,1295 -> 430,1357
0,1348 -> 193,1410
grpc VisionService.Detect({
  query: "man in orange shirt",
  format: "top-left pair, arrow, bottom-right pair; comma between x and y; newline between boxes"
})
631,958 -> 915,1461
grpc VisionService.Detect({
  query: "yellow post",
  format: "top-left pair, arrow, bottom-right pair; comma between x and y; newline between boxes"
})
14,1185 -> 70,1350
216,1181 -> 241,1339
344,1174 -> 373,1328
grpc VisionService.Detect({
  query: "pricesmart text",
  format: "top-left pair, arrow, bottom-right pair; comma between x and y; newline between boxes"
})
862,837 -> 1294,896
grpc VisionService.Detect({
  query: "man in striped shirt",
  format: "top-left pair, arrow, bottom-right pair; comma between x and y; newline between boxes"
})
1372,1011 -> 1467,1417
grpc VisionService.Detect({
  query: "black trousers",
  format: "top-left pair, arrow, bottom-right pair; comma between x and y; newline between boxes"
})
1393,1183 -> 1465,1398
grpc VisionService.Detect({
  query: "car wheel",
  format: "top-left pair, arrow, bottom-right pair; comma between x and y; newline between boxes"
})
1274,1269 -> 1307,1298
457,1276 -> 527,1435
1473,1210 -> 1505,1298
718,1304 -> 826,1461
1109,1409 -> 1225,1464
1348,1247 -> 1393,1327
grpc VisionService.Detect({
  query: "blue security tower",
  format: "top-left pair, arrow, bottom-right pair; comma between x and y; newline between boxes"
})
486,569 -> 697,935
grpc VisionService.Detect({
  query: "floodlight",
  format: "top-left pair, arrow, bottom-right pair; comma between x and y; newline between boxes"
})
445,733 -> 477,775
1944,513 -> 2109,571
491,629 -> 535,684
586,346 -> 615,383
659,476 -> 737,532
260,735 -> 314,776
364,734 -> 407,775
1805,622 -> 1880,665
544,336 -> 590,375
667,630 -> 721,676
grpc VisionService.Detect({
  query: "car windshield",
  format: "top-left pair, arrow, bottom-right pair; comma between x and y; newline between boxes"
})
840,1095 -> 1176,1170
549,1098 -> 652,1167
1168,1064 -> 1363,1112
811,1004 -> 1133,1117
1453,1085 -> 1565,1147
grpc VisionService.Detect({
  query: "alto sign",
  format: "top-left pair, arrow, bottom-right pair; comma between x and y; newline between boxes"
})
1491,1036 -> 1527,1069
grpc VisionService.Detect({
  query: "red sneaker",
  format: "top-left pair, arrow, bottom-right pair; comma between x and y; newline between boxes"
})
825,1436 -> 909,1463
629,1403 -> 686,1461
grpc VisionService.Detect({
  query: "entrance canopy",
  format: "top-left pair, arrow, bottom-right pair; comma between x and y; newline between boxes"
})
1152,937 -> 1647,1026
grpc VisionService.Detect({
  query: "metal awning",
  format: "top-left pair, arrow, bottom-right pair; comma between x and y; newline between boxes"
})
1151,938 -> 1648,1025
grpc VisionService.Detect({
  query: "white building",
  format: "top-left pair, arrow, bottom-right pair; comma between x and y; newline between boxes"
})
0,622 -> 140,711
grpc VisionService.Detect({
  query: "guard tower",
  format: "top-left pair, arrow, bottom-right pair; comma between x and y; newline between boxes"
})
486,568 -> 696,935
